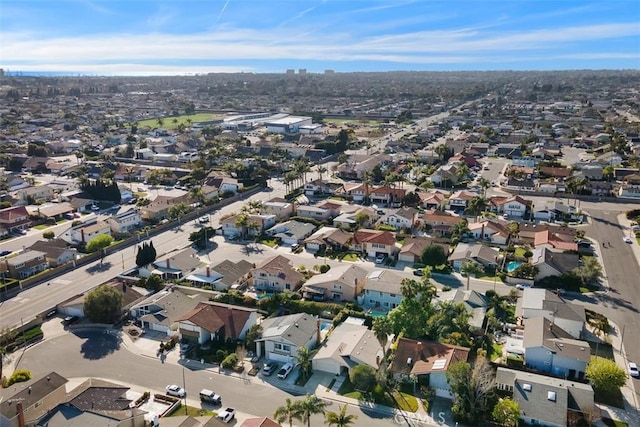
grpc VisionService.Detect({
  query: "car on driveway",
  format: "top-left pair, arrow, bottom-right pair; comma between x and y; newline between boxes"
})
413,269 -> 424,276
375,254 -> 386,264
515,284 -> 531,290
277,362 -> 294,380
262,361 -> 278,376
165,385 -> 186,398
217,408 -> 235,423
198,215 -> 209,224
623,236 -> 633,244
629,362 -> 640,378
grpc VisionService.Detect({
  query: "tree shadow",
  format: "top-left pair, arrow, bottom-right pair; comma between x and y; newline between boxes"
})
241,244 -> 265,256
75,329 -> 122,360
86,262 -> 113,274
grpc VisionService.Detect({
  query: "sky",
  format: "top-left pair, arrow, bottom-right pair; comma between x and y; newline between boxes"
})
0,0 -> 639,75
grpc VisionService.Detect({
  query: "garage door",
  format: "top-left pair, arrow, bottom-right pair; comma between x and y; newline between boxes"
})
312,358 -> 340,375
63,306 -> 84,318
268,352 -> 291,363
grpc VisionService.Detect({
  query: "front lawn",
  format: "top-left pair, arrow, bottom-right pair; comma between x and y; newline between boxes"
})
602,418 -> 629,427
490,343 -> 504,361
34,224 -> 50,230
136,113 -> 220,130
393,391 -> 418,412
341,253 -> 359,262
168,405 -> 216,417
260,239 -> 278,247
338,377 -> 417,411
514,247 -> 527,259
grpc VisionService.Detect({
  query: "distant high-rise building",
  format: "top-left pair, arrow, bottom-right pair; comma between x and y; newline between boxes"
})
324,69 -> 335,74
298,68 -> 307,75
0,69 -> 4,77
286,69 -> 295,75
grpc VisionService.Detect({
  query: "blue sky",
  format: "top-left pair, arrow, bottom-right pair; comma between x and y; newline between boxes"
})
1,0 -> 639,75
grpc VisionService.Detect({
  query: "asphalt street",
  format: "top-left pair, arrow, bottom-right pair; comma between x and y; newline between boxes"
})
9,330 -> 413,427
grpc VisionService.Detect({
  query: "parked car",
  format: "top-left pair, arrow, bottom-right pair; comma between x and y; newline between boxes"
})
262,361 -> 278,376
217,408 -> 235,423
515,284 -> 531,290
165,385 -> 186,398
413,269 -> 424,276
629,362 -> 640,378
63,315 -> 79,325
277,362 -> 294,380
623,236 -> 633,244
375,254 -> 386,264
199,389 -> 222,404
0,250 -> 12,257
198,215 -> 209,223
90,204 -> 100,211
291,243 -> 300,251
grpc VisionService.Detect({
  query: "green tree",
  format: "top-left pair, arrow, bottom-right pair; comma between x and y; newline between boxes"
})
354,212 -> 370,227
143,274 -> 163,291
297,394 -> 327,427
349,364 -> 377,393
586,356 -> 627,395
156,118 -> 164,127
573,256 -> 603,285
85,234 -> 113,254
135,241 -> 157,267
477,177 -> 490,197
295,346 -> 313,381
449,219 -> 469,243
466,196 -> 487,220
461,262 -> 484,290
372,316 -> 393,356
446,358 -> 495,425
324,404 -> 358,427
245,324 -> 262,351
511,263 -> 538,279
273,398 -> 303,427
421,244 -> 447,267
492,398 -> 520,426
189,227 -> 214,249
168,202 -> 189,220
427,301 -> 472,346
43,231 -> 55,240
84,285 -> 123,323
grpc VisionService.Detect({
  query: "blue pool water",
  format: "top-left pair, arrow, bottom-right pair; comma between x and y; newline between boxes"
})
506,262 -> 522,273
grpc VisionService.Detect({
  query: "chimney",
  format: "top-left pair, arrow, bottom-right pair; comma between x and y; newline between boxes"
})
16,403 -> 26,427
416,341 -> 423,354
81,228 -> 85,243
316,319 -> 321,345
166,258 -> 170,269
206,266 -> 210,277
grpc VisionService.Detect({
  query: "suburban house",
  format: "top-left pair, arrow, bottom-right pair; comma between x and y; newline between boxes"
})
380,207 -> 418,231
467,220 -> 509,245
148,247 -> 200,280
417,191 -> 448,210
266,220 -> 317,246
618,173 -> 640,198
359,269 -> 404,311
517,289 -> 586,339
389,338 -> 470,398
448,242 -> 499,271
302,227 -> 353,253
16,184 -> 55,204
369,185 -> 406,207
139,195 -> 190,221
185,259 -> 253,291
312,320 -> 383,375
301,264 -> 368,302
256,313 -> 320,363
337,182 -> 372,203
129,288 -> 211,335
505,177 -> 536,192
221,213 -> 277,239
495,367 -> 595,427
58,282 -> 143,319
262,200 -> 294,219
398,237 -> 449,264
422,210 -> 463,237
492,195 -> 530,217
0,372 -> 68,427
534,229 -> 578,252
0,205 -> 32,233
446,190 -> 477,211
523,317 -> 590,380
176,301 -> 257,345
60,219 -> 111,245
203,172 -> 241,195
517,223 -> 576,247
352,229 -> 398,259
430,163 -> 461,186
240,418 -> 281,427
304,179 -> 340,196
332,206 -> 377,230
28,202 -> 75,222
27,240 -> 77,267
252,255 -> 305,292
434,289 -> 489,330
295,205 -> 334,221
1,250 -> 49,279
108,208 -> 142,234
531,247 -> 580,281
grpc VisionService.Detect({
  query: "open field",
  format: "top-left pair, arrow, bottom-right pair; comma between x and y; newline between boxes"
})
136,114 -> 221,130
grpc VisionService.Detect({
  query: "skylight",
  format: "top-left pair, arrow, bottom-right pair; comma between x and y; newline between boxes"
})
432,359 -> 447,370
548,391 -> 557,402
523,383 -> 532,391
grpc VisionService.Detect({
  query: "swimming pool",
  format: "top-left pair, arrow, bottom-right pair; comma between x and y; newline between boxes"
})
506,262 -> 522,273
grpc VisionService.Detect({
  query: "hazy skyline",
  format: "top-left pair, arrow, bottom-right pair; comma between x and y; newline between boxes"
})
1,0 -> 639,75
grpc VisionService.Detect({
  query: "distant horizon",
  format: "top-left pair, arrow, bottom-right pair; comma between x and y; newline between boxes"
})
1,0 -> 639,75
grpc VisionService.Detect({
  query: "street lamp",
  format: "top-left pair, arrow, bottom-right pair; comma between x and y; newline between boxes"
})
182,360 -> 189,415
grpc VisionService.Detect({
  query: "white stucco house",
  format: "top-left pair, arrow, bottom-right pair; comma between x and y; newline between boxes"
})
255,313 -> 319,363
516,288 -> 586,339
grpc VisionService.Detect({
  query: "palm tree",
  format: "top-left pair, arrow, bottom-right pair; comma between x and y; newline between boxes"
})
235,213 -> 251,240
325,404 -> 358,427
372,316 -> 393,357
297,394 -> 327,427
156,117 -> 164,127
274,398 -> 303,427
461,261 -> 484,291
466,196 -> 488,220
295,346 -> 313,381
449,219 -> 469,243
477,177 -> 490,197
316,165 -> 327,180
188,187 -> 206,206
172,118 -> 178,126
186,118 -> 192,127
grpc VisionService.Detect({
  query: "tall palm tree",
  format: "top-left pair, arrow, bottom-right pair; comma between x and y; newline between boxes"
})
449,219 -> 469,243
188,186 -> 205,206
477,177 -> 490,197
325,404 -> 358,427
372,316 -> 393,358
461,261 -> 484,291
466,196 -> 488,220
156,117 -> 164,127
274,398 -> 302,427
316,165 -> 327,180
295,346 -> 313,381
297,394 -> 327,427
186,118 -> 192,127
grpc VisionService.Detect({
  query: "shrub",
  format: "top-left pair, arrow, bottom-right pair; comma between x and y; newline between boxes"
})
221,353 -> 238,369
42,231 -> 55,239
319,264 -> 331,273
215,349 -> 228,363
8,369 -> 32,386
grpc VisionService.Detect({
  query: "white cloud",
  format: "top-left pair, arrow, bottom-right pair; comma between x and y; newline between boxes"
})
0,63 -> 251,75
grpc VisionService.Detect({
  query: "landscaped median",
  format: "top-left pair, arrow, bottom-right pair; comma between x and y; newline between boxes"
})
337,376 -> 419,413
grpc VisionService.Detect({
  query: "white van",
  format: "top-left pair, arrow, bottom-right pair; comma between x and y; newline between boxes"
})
277,362 -> 294,380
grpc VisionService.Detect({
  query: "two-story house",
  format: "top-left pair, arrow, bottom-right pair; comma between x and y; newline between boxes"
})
176,301 -> 257,345
16,184 -> 55,204
139,195 -> 190,221
0,206 -> 32,234
523,317 -> 590,380
531,247 -> 580,281
256,313 -> 319,363
262,200 -> 295,219
618,173 -> 640,198
516,288 -> 586,339
108,208 -> 142,234
0,372 -> 68,427
491,195 -> 530,217
60,219 -> 111,245
295,205 -> 333,221
417,191 -> 448,210
467,220 -> 509,245
301,264 -> 368,302
2,250 -> 49,279
359,269 -> 404,311
332,206 -> 377,230
353,229 -> 397,259
252,255 -> 304,292
422,209 -> 463,237
304,179 -> 340,196
27,240 -> 77,267
380,207 -> 418,231
446,190 -> 478,212
448,242 -> 499,271
369,185 -> 406,207
220,213 -> 277,239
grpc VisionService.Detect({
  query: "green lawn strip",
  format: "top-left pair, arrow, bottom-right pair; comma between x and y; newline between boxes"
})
491,343 -> 504,361
260,239 -> 278,247
513,247 -> 527,258
392,391 -> 418,412
341,253 -> 359,262
602,418 -> 629,427
337,377 -> 355,395
167,405 -> 216,417
34,224 -> 50,230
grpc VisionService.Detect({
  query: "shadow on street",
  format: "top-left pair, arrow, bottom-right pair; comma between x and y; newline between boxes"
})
86,262 -> 113,274
74,329 -> 122,360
